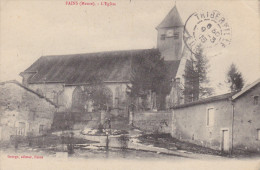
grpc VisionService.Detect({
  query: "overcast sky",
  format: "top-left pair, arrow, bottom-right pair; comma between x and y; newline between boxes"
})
0,0 -> 259,94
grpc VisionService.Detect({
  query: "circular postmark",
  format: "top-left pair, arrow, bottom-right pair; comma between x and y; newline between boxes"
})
184,10 -> 232,56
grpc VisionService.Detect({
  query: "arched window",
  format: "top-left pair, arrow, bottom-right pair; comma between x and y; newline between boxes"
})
82,85 -> 113,110
102,87 -> 113,108
72,86 -> 84,111
115,86 -> 122,108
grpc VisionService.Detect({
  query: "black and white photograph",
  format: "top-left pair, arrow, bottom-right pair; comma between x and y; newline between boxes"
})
0,0 -> 259,169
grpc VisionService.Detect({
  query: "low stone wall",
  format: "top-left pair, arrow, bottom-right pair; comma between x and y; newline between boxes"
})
133,111 -> 172,134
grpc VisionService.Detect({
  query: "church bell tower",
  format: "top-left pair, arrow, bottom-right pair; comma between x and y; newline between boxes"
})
156,5 -> 184,61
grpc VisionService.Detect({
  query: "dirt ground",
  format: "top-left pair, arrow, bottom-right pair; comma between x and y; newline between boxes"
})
138,133 -> 260,158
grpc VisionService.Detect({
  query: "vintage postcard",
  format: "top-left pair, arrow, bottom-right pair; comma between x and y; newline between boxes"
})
0,0 -> 259,169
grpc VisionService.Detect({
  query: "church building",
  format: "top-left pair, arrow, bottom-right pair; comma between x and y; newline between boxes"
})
20,5 -> 193,115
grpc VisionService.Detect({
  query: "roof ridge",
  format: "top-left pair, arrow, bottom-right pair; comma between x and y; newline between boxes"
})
232,78 -> 260,100
171,92 -> 235,109
21,48 -> 181,85
41,48 -> 157,58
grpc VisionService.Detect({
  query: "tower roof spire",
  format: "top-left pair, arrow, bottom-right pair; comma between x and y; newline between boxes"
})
156,4 -> 183,29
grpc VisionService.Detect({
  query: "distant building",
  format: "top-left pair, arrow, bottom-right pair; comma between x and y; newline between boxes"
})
0,80 -> 58,141
171,78 -> 260,152
20,5 -> 193,115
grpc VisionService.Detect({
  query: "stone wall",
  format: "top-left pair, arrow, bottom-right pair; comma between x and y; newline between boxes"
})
0,82 -> 57,141
172,100 -> 232,150
133,111 -> 172,134
28,82 -> 129,111
28,83 -> 64,102
51,111 -> 102,130
233,83 -> 260,152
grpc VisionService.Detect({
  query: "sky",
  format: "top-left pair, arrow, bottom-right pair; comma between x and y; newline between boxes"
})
0,0 -> 259,94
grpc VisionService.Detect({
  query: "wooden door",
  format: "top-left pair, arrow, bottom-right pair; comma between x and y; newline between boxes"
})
222,130 -> 229,151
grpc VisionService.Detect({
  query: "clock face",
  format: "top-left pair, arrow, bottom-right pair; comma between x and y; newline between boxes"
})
166,29 -> 174,37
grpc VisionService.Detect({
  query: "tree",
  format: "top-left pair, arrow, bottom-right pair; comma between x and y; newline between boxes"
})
83,76 -> 113,111
71,76 -> 113,113
226,63 -> 244,92
127,49 -> 171,110
183,46 -> 214,102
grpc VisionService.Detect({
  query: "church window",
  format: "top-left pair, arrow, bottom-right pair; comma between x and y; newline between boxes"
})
254,96 -> 259,105
173,32 -> 179,39
29,123 -> 33,132
72,87 -> 84,111
115,87 -> 120,108
32,111 -> 36,121
39,125 -> 44,134
160,34 -> 166,40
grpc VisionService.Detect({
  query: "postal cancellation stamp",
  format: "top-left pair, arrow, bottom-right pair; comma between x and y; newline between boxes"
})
184,10 -> 232,56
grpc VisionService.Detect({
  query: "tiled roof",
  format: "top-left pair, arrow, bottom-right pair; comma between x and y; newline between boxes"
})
171,93 -> 235,109
21,49 -> 181,85
157,5 -> 184,29
171,78 -> 260,109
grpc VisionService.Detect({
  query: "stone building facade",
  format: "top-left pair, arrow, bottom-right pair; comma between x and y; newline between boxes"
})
0,81 -> 58,141
20,5 -> 193,116
172,93 -> 234,151
25,82 -> 128,113
171,78 -> 260,152
231,78 -> 260,151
